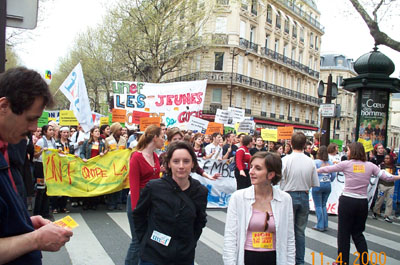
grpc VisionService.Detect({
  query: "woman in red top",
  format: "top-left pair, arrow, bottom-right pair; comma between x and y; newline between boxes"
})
126,125 -> 164,265
235,135 -> 253,190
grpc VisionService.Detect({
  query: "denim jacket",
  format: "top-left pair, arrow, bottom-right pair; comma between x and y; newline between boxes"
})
80,140 -> 106,159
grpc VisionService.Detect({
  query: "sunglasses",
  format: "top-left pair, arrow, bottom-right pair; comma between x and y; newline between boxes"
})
264,212 -> 270,231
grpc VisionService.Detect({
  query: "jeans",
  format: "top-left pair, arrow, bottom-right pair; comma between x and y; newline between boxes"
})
312,182 -> 331,230
392,180 -> 400,214
288,191 -> 309,265
125,194 -> 140,265
337,196 -> 368,265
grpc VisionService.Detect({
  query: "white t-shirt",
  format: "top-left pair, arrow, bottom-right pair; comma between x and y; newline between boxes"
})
280,152 -> 319,191
205,143 -> 223,159
33,137 -> 56,163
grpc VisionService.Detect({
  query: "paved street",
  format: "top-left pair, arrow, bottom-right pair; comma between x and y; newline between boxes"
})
43,206 -> 400,265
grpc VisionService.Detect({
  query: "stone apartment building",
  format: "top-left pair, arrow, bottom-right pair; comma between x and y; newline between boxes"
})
163,0 -> 324,135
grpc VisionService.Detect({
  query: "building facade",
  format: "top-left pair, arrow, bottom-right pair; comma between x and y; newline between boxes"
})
163,0 -> 324,134
320,54 -> 357,142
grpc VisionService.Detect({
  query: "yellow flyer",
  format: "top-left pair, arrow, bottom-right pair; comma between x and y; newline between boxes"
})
252,232 -> 273,249
54,215 -> 79,229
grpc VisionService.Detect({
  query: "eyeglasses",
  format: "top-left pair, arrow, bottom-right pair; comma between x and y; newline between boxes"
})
264,212 -> 270,231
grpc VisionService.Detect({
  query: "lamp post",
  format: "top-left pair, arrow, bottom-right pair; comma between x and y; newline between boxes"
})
229,47 -> 240,107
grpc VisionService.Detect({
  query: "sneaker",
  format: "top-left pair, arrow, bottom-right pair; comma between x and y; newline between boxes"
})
372,212 -> 378,219
71,202 -> 78,207
384,216 -> 393,223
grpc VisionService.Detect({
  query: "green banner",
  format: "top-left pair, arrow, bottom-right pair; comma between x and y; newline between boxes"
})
38,111 -> 49,128
330,139 -> 343,152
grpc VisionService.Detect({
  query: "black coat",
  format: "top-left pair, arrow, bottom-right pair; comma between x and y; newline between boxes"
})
133,174 -> 208,265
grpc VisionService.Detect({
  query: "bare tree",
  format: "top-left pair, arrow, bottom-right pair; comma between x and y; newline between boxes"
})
348,0 -> 400,52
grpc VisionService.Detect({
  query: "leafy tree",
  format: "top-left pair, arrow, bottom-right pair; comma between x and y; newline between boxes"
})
5,45 -> 20,70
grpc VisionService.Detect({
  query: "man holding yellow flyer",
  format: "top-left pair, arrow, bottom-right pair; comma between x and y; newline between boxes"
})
0,67 -> 73,265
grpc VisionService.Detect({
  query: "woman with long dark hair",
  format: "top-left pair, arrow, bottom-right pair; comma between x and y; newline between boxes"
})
312,146 -> 336,232
80,126 -> 106,210
125,125 -> 164,265
317,142 -> 400,265
133,141 -> 208,265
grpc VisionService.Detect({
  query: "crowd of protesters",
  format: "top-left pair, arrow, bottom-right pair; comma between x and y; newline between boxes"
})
2,67 -> 400,265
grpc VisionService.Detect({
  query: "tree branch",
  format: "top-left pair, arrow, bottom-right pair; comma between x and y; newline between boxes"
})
348,0 -> 400,52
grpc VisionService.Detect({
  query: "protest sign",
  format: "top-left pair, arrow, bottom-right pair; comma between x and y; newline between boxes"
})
43,149 -> 131,197
129,111 -> 150,125
214,109 -> 230,124
192,159 -> 236,208
330,139 -> 344,152
277,126 -> 294,140
113,80 -> 207,129
59,110 -> 79,126
261,129 -> 278,142
227,107 -> 245,123
237,118 -> 255,134
112,109 -> 127,123
358,138 -> 373,152
205,122 -> 224,135
100,117 -> 109,127
140,117 -> 161,132
187,116 -> 209,134
224,126 -> 235,134
38,111 -> 49,127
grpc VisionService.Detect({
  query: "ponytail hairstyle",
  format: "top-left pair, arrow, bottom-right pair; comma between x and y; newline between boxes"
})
136,125 -> 162,151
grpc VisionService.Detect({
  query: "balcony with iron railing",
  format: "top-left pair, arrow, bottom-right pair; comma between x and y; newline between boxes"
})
216,0 -> 229,5
260,47 -> 319,78
275,0 -> 325,33
239,38 -> 258,53
163,71 -> 321,106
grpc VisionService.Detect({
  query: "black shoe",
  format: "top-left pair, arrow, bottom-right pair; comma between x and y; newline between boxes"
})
384,216 -> 393,223
372,213 -> 378,219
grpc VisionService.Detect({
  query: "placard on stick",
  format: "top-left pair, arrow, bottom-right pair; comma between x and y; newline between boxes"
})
112,109 -> 127,123
140,117 -> 161,132
277,126 -> 294,140
205,122 -> 223,135
261,129 -> 278,142
59,110 -> 78,126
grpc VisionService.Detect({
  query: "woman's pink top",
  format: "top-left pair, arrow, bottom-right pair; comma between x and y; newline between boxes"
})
244,208 -> 276,252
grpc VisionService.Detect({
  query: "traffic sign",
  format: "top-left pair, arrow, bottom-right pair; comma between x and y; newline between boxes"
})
320,103 -> 336,117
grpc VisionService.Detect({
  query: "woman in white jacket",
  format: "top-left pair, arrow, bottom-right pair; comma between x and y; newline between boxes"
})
223,152 -> 295,265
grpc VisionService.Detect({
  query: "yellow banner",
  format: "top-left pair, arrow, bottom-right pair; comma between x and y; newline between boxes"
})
43,149 -> 131,197
59,110 -> 79,126
261,129 -> 278,142
100,117 -> 109,127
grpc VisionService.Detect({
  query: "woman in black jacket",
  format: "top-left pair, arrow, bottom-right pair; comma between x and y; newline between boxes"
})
133,141 -> 208,265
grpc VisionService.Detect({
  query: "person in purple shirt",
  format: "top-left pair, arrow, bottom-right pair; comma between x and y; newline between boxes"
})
317,142 -> 400,265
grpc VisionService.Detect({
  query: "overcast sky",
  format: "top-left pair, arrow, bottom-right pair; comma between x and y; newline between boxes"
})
10,0 -> 400,78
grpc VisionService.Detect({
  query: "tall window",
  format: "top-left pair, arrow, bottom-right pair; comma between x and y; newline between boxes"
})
235,90 -> 242,107
262,97 -> 267,112
291,48 -> 296,60
246,93 -> 252,109
300,28 -> 304,42
274,39 -> 279,52
298,51 -> 303,64
195,54 -> 201,71
212,88 -> 222,103
315,36 -> 319,50
280,100 -> 285,115
337,75 -> 343,87
271,98 -> 276,114
266,5 -> 272,23
297,78 -> 301,92
305,107 -> 310,121
238,55 -> 244,74
240,20 -> 246,39
247,60 -> 253,77
272,69 -> 277,84
215,17 -> 227,33
295,105 -> 300,119
310,32 -> 314,48
284,17 -> 289,33
283,43 -> 289,57
250,26 -> 256,43
265,34 -> 270,49
263,66 -> 267,81
214,52 -> 224,71
276,12 -> 281,28
292,24 -> 297,38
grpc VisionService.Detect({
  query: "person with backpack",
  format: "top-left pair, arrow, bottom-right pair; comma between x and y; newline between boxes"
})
312,146 -> 336,232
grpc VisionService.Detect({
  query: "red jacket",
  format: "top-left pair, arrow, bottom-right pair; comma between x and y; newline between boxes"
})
236,145 -> 251,171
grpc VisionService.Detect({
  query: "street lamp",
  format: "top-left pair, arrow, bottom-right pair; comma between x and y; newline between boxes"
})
229,47 -> 240,107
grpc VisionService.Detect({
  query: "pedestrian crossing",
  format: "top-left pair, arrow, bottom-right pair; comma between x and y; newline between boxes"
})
43,209 -> 400,265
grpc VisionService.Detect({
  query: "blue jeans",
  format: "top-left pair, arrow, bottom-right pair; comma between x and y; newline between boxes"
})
312,182 -> 331,230
288,191 -> 309,265
393,180 -> 400,214
125,194 -> 140,265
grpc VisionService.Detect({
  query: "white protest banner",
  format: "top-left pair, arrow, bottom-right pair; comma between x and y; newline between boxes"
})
58,63 -> 93,132
215,109 -> 230,124
237,118 -> 255,134
192,159 -> 237,208
309,171 -> 379,215
187,116 -> 209,134
113,80 -> 207,129
228,107 -> 245,123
